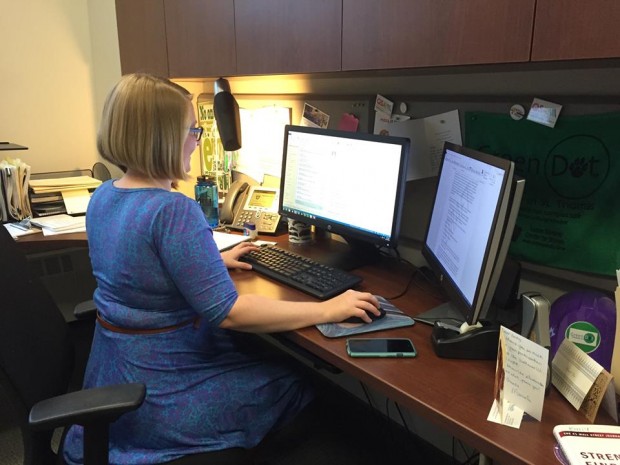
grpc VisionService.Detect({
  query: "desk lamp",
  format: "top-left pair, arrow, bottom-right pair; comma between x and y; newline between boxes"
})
213,78 -> 242,151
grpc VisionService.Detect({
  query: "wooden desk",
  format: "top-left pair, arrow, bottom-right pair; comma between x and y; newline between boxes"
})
19,232 -> 597,464
232,241 -> 596,465
15,231 -> 88,253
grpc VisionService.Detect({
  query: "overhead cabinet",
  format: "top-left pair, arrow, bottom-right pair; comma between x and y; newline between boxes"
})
116,0 -> 236,78
164,0 -> 236,78
341,0 -> 535,71
116,0 -> 620,78
116,0 -> 168,76
531,0 -> 620,61
234,0 -> 342,75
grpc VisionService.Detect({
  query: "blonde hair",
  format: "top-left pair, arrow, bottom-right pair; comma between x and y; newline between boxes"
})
97,73 -> 193,181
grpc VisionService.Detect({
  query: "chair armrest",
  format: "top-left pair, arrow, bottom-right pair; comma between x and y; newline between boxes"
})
29,383 -> 146,430
74,299 -> 97,320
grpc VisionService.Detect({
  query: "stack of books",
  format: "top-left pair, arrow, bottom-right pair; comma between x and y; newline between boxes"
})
30,214 -> 86,235
29,175 -> 101,217
553,424 -> 620,465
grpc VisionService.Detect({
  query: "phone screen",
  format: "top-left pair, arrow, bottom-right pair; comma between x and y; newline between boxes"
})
346,338 -> 416,357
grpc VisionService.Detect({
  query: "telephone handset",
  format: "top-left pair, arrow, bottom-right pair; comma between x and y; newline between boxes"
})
220,180 -> 282,234
220,181 -> 249,224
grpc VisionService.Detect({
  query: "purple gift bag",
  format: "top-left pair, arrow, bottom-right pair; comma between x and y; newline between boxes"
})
549,290 -> 617,370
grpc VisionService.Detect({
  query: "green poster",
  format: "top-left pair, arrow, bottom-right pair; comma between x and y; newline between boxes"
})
465,111 -> 620,277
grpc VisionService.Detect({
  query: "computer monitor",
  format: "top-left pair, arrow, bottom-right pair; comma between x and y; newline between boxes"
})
279,124 -> 410,270
420,142 -> 523,358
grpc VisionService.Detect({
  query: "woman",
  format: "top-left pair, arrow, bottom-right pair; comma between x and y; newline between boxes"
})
63,73 -> 382,465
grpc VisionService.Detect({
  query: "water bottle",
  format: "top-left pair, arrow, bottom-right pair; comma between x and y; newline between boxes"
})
195,176 -> 219,228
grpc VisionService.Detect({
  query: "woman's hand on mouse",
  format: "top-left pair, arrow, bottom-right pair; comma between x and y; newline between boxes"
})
322,290 -> 381,324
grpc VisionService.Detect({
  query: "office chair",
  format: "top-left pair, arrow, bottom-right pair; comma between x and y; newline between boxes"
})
0,227 -> 251,465
0,225 -> 144,465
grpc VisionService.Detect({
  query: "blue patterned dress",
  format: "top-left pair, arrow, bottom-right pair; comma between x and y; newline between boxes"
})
63,181 -> 312,465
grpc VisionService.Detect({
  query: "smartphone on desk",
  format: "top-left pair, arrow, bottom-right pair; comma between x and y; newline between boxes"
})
346,338 -> 416,358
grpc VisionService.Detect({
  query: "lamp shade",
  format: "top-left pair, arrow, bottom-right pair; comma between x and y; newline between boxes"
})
213,78 -> 242,151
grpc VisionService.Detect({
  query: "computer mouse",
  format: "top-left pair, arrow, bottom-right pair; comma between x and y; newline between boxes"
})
343,306 -> 386,324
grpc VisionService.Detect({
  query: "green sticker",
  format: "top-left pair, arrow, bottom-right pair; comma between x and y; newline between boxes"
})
565,321 -> 600,353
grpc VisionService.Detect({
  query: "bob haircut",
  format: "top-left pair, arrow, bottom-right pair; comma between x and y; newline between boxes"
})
97,73 -> 193,181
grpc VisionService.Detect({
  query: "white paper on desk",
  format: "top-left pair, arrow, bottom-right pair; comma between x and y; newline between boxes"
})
212,231 -> 249,251
487,398 -> 523,429
487,326 -> 548,426
31,214 -> 85,231
41,219 -> 86,235
373,110 -> 462,181
3,223 -> 42,239
61,188 -> 91,214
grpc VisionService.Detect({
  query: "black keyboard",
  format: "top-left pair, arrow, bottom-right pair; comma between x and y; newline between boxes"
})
242,245 -> 362,300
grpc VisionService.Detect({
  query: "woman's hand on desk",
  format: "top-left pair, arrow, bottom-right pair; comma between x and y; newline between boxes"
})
221,241 -> 259,270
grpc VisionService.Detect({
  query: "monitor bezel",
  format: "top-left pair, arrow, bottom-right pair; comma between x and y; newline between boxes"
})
279,124 -> 410,250
421,142 -> 515,326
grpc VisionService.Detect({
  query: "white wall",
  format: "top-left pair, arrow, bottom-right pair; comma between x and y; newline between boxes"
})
0,0 -> 121,174
0,0 -> 206,198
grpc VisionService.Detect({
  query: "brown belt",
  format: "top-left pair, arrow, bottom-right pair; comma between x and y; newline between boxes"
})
96,312 -> 200,335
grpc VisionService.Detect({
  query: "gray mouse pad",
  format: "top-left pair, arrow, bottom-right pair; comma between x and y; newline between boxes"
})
316,295 -> 415,338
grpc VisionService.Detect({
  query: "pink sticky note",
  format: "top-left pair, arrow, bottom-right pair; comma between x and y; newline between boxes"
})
338,113 -> 359,132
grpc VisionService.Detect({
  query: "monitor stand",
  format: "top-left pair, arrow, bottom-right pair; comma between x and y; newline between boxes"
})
287,231 -> 381,271
415,301 -> 465,326
417,302 -> 500,361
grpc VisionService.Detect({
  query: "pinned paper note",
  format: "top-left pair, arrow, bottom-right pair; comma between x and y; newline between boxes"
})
337,113 -> 359,132
527,98 -> 562,128
374,94 -> 393,116
374,110 -> 462,180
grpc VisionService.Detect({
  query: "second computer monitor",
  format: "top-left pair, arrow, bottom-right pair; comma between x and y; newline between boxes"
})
422,142 -> 519,327
280,125 -> 410,270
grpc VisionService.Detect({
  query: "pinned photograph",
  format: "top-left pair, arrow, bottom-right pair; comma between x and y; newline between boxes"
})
527,98 -> 562,128
301,103 -> 330,128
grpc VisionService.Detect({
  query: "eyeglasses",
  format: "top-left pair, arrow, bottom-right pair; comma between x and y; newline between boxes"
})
189,126 -> 203,141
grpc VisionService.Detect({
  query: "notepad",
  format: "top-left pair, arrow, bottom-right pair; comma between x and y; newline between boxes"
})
30,214 -> 85,232
212,231 -> 250,251
61,189 -> 92,214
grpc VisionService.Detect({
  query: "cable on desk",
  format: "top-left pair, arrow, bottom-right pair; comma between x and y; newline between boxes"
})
389,399 -> 433,463
393,396 -> 477,465
361,381 -> 445,464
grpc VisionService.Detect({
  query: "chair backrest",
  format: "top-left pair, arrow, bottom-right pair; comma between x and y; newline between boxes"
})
0,226 -> 74,464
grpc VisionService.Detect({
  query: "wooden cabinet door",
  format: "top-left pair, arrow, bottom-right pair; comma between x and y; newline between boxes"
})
164,0 -> 236,78
342,0 -> 535,71
532,0 -> 620,61
235,0 -> 342,75
115,0 -> 168,76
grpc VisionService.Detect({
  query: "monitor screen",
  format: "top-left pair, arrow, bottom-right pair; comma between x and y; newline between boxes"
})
422,142 -> 517,326
279,125 -> 410,269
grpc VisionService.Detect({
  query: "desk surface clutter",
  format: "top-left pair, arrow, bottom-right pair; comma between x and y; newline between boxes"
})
16,232 -> 611,465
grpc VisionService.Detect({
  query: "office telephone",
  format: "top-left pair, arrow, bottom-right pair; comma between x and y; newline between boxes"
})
220,180 -> 282,234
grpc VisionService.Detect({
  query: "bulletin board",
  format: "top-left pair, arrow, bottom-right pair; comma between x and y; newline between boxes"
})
382,94 -> 620,285
465,111 -> 620,278
198,92 -> 620,287
196,93 -> 373,185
